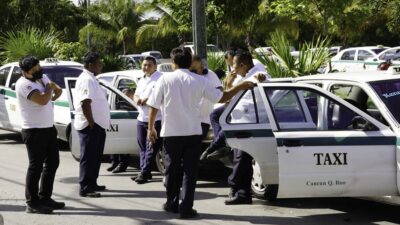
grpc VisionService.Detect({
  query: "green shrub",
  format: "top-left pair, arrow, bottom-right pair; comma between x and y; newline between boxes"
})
102,55 -> 127,73
53,41 -> 86,62
207,51 -> 226,72
0,27 -> 60,63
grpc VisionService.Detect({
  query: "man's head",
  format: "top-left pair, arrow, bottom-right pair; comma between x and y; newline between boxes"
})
190,55 -> 203,74
142,56 -> 157,76
170,47 -> 192,70
224,48 -> 236,67
232,49 -> 254,76
19,55 -> 43,81
83,52 -> 102,75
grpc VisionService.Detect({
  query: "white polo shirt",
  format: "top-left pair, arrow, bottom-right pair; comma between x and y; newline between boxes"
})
198,69 -> 222,124
134,71 -> 162,122
74,69 -> 110,130
231,66 -> 270,123
16,75 -> 54,129
147,69 -> 223,137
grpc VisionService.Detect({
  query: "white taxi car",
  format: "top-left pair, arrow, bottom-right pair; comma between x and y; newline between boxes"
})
221,69 -> 400,200
329,46 -> 387,72
364,47 -> 400,70
0,59 -> 83,141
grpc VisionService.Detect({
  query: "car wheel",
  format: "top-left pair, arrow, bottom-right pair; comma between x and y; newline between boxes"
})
251,160 -> 278,201
155,150 -> 165,175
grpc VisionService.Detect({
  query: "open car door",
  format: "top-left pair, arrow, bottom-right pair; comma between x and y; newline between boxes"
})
65,77 -> 140,160
221,83 -> 398,198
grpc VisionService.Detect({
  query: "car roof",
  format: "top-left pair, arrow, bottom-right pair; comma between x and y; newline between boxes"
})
1,60 -> 82,68
296,70 -> 400,83
341,46 -> 387,51
98,70 -> 143,79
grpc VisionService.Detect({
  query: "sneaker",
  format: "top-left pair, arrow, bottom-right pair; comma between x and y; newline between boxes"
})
40,198 -> 65,210
26,204 -> 53,214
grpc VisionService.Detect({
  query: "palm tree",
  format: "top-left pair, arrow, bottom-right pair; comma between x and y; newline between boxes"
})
80,0 -> 142,54
135,1 -> 188,46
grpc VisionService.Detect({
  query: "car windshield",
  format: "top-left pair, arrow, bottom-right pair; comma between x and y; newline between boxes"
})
43,66 -> 82,88
370,79 -> 400,125
372,48 -> 386,54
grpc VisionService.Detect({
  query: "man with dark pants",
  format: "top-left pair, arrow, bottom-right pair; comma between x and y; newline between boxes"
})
74,52 -> 110,198
16,55 -> 64,214
147,47 -> 255,219
225,50 -> 269,205
131,56 -> 163,184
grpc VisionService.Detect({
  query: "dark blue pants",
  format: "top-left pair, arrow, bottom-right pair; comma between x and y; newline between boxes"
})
228,149 -> 253,199
21,126 -> 59,205
110,154 -> 130,166
137,120 -> 162,176
201,122 -> 210,140
209,105 -> 227,151
163,135 -> 202,213
78,124 -> 106,193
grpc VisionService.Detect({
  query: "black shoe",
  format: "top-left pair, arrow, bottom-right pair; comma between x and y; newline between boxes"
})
107,164 -> 118,172
26,204 -> 53,214
207,147 -> 231,160
40,198 -> 65,210
80,191 -> 101,198
135,174 -> 149,184
162,203 -> 178,213
224,196 -> 252,205
92,185 -> 106,191
200,147 -> 214,161
228,188 -> 237,199
112,165 -> 127,174
179,209 -> 198,219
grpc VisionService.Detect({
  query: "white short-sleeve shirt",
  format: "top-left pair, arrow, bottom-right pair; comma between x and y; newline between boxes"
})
74,69 -> 110,130
16,75 -> 54,129
147,69 -> 223,137
134,71 -> 162,122
198,69 -> 222,124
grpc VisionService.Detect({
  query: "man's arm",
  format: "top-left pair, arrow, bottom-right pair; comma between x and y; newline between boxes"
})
219,81 -> 256,103
225,71 -> 237,89
51,82 -> 62,101
81,99 -> 95,129
29,86 -> 54,106
133,95 -> 142,105
147,106 -> 159,143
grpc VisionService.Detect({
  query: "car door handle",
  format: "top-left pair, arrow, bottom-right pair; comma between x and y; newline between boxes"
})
234,132 -> 252,139
3,97 -> 8,100
282,139 -> 303,147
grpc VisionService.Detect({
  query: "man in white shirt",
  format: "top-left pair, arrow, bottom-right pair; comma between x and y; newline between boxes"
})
224,50 -> 269,205
74,52 -> 110,198
131,56 -> 163,184
146,47 -> 255,219
189,55 -> 223,139
16,56 -> 64,214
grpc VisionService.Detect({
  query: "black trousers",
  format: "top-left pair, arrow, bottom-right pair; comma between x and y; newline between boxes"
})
78,124 -> 106,193
228,149 -> 253,198
21,126 -> 59,205
163,135 -> 202,213
110,154 -> 130,166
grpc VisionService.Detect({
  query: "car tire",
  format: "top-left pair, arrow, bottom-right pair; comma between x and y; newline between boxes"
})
155,150 -> 165,175
251,160 -> 278,201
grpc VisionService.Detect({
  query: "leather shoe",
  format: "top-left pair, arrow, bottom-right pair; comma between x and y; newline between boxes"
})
40,198 -> 65,209
112,165 -> 127,173
26,204 -> 53,214
162,203 -> 178,213
80,191 -> 101,198
179,209 -> 198,219
92,185 -> 106,191
224,196 -> 252,205
107,164 -> 118,172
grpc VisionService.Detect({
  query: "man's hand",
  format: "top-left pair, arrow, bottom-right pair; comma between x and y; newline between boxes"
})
147,126 -> 158,144
225,71 -> 237,88
238,81 -> 256,90
254,73 -> 266,83
46,82 -> 57,90
141,98 -> 148,106
137,99 -> 143,106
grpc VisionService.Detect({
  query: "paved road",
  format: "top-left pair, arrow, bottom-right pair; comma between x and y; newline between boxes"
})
0,130 -> 399,225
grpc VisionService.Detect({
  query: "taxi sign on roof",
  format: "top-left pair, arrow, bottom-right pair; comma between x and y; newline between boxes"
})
386,66 -> 400,75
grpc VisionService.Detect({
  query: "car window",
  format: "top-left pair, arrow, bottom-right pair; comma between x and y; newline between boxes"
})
9,67 -> 22,88
43,66 -> 83,88
370,79 -> 400,126
98,76 -> 114,85
330,84 -> 388,125
264,87 -> 379,131
0,67 -> 11,86
340,50 -> 356,60
114,78 -> 137,111
227,89 -> 269,124
379,49 -> 400,60
357,50 -> 374,61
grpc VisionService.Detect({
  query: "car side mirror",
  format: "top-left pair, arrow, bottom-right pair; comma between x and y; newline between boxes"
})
352,116 -> 377,131
11,83 -> 16,91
